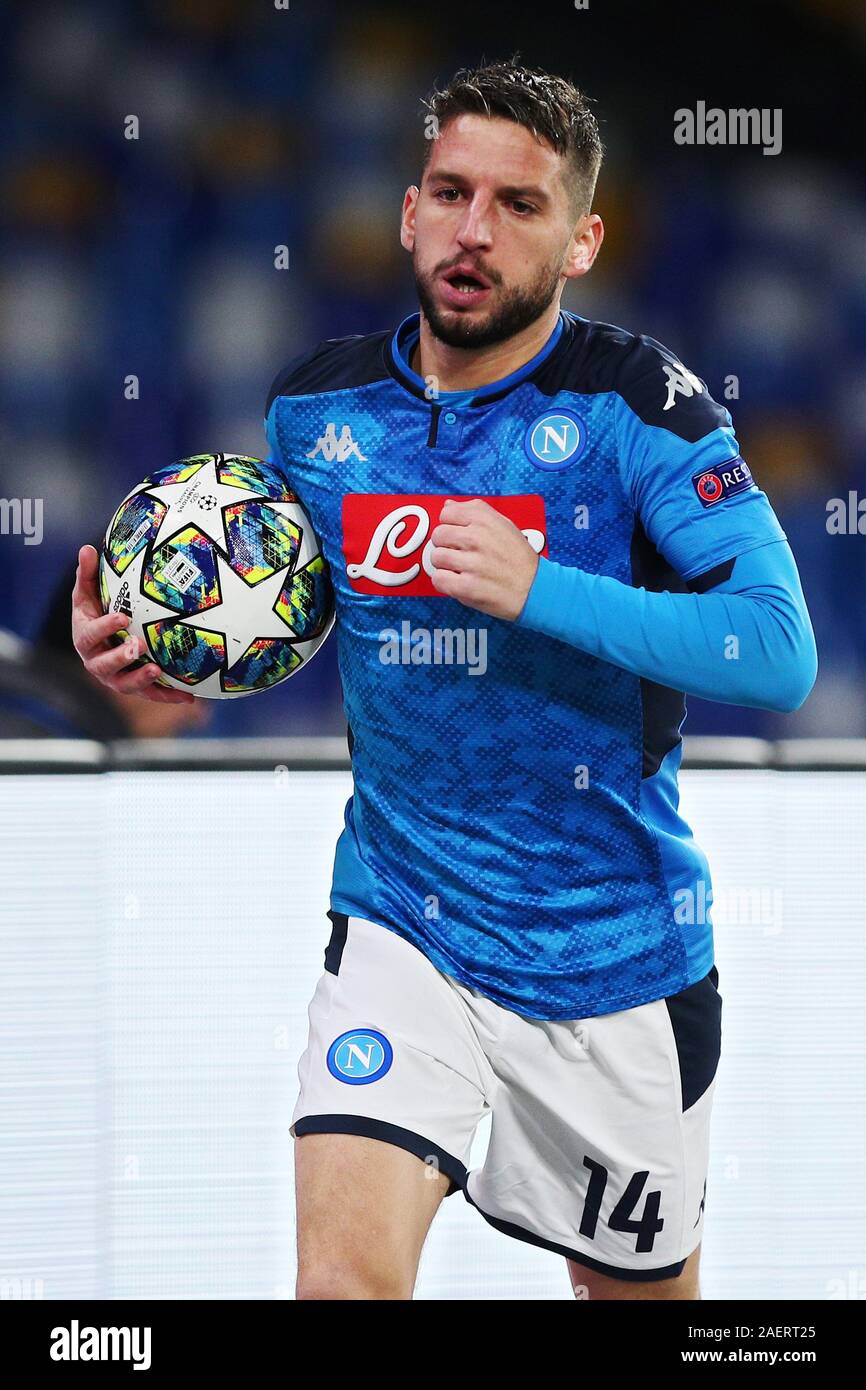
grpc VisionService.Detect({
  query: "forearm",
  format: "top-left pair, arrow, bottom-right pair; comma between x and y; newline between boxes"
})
515,543 -> 817,712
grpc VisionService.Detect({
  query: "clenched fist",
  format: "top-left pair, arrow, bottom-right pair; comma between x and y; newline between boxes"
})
429,498 -> 540,621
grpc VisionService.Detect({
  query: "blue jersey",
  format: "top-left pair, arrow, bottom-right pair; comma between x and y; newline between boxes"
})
265,310 -> 786,1019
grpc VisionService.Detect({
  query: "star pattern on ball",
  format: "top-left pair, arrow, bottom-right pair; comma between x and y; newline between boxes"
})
147,459 -> 262,549
178,551 -> 299,654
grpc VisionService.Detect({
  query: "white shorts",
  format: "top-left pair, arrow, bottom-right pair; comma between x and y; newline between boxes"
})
291,914 -> 722,1282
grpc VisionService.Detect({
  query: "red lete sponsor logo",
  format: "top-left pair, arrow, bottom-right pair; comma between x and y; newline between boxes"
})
342,494 -> 548,595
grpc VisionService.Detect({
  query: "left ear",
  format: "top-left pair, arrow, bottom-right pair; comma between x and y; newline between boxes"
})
400,184 -> 420,253
564,213 -> 604,280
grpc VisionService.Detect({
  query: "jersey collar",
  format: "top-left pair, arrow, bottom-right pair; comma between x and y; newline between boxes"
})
384,310 -> 566,406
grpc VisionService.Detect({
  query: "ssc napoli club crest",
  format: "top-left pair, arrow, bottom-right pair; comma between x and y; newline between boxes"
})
692,458 -> 754,508
326,1029 -> 393,1085
524,409 -> 588,470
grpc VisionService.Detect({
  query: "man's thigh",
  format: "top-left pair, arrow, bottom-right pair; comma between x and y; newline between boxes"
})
295,1132 -> 451,1299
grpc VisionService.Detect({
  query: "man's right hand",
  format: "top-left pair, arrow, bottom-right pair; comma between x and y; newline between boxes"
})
71,544 -> 195,704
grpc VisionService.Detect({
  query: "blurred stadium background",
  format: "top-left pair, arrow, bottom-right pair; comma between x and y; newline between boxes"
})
1,0 -> 865,1304
1,0 -> 864,737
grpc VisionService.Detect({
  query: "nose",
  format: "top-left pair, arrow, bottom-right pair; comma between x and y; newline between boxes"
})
456,193 -> 494,252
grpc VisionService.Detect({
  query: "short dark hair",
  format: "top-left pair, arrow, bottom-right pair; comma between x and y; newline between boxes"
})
420,57 -> 603,217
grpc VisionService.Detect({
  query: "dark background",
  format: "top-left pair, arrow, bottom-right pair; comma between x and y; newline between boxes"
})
1,0 -> 863,737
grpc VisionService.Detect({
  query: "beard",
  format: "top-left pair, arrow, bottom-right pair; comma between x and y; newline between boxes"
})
413,251 -> 564,350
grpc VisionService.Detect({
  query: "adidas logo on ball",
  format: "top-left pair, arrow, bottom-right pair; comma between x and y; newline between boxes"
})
112,581 -> 132,617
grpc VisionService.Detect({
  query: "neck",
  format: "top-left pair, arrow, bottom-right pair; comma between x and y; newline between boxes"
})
409,301 -> 562,392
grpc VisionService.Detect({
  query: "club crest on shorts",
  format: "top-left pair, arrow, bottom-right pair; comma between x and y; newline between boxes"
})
327,1028 -> 393,1084
524,409 -> 587,470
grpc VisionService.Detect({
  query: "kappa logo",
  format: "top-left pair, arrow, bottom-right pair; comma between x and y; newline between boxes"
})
694,1178 -> 707,1228
327,1029 -> 393,1085
306,422 -> 368,463
662,361 -> 704,411
342,494 -> 548,595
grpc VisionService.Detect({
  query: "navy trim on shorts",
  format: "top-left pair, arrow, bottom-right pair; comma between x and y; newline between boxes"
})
323,910 -> 349,975
463,1187 -> 688,1282
664,964 -> 723,1111
292,1114 -> 468,1196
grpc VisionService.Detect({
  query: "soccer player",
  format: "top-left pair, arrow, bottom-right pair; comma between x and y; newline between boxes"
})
72,59 -> 817,1300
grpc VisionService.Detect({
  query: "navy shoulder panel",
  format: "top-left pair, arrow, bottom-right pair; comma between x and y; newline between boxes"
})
265,331 -> 391,415
533,314 -> 730,444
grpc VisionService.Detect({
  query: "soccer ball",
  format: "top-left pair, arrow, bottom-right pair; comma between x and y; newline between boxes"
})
98,453 -> 335,698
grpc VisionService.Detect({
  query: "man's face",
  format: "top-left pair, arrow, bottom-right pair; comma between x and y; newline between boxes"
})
405,113 -> 582,350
